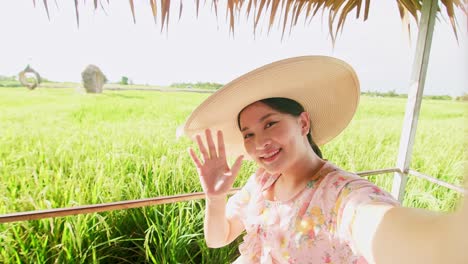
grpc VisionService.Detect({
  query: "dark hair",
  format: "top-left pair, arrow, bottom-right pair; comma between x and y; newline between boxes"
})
237,97 -> 323,158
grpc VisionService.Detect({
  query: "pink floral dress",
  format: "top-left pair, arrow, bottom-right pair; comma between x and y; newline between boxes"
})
226,161 -> 400,264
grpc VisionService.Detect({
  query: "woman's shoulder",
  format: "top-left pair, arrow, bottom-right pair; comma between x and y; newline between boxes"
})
316,161 -> 399,206
320,161 -> 360,181
316,162 -> 373,194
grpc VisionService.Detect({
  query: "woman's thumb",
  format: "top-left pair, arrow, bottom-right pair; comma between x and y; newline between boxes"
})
230,155 -> 244,177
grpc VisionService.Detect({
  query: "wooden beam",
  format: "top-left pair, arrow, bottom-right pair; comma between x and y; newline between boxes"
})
0,189 -> 240,224
2,167 -> 463,223
392,0 -> 438,202
0,168 -> 400,223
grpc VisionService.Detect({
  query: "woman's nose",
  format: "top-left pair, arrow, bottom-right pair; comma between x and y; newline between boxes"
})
255,134 -> 271,150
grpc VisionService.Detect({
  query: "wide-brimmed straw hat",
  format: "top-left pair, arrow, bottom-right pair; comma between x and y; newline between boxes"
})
182,55 -> 360,158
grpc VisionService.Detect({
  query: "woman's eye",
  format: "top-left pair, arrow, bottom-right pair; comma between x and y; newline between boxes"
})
265,121 -> 277,128
243,133 -> 253,139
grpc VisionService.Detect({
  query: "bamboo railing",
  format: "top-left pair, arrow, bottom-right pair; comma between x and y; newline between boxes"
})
1,167 -> 465,224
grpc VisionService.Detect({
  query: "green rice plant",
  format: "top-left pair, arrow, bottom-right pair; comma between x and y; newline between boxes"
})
0,88 -> 465,263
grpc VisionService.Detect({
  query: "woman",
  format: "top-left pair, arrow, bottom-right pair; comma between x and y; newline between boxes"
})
183,56 -> 467,264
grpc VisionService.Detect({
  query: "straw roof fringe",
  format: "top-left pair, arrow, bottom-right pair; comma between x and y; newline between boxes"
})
36,0 -> 466,43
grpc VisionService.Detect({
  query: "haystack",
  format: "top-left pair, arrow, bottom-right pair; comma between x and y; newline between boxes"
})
18,65 -> 41,90
81,64 -> 107,93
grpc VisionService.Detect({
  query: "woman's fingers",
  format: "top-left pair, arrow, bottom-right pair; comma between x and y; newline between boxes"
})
205,129 -> 217,159
189,132 -> 243,195
217,130 -> 226,160
188,147 -> 202,169
195,134 -> 209,161
194,129 -> 227,162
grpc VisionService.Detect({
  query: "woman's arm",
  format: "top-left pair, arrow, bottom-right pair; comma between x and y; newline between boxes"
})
188,129 -> 245,248
351,195 -> 467,264
204,196 -> 245,248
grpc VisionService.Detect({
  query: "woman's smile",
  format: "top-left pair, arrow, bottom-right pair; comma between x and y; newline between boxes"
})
259,148 -> 282,163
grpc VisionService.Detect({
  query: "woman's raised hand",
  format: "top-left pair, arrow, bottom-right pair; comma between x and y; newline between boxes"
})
188,129 -> 243,199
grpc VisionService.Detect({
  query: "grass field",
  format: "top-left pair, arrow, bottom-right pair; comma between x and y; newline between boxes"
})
0,87 -> 466,263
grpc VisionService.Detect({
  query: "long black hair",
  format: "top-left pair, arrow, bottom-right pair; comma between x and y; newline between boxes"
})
237,97 -> 323,158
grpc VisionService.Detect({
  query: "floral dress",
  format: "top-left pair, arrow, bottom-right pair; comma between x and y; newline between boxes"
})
225,161 -> 400,264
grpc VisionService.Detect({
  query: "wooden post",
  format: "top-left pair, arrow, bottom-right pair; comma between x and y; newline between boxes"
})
392,0 -> 438,202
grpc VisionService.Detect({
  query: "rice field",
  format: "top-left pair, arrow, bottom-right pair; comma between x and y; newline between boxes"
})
0,87 -> 466,263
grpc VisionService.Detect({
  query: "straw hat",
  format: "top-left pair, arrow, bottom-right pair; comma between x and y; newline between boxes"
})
182,55 -> 360,158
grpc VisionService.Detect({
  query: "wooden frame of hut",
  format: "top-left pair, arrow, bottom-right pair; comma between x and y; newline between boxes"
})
0,0 -> 466,224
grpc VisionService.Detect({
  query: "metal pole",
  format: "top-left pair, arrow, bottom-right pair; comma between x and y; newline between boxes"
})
392,0 -> 438,202
408,170 -> 468,194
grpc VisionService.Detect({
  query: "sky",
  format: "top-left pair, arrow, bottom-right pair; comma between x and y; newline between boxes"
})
0,0 -> 466,96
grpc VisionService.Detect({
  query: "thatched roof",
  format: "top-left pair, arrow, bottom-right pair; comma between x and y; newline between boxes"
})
36,0 -> 466,42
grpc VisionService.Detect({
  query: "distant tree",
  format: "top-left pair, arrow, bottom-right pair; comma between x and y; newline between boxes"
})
120,76 -> 129,85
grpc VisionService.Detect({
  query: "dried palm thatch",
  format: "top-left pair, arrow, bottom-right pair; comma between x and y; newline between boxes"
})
18,65 -> 41,90
36,0 -> 466,43
81,64 -> 107,94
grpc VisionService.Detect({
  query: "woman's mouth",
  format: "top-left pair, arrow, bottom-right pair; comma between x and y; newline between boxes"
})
259,149 -> 281,163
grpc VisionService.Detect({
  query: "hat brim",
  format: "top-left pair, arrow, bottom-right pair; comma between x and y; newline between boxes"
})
183,55 -> 360,158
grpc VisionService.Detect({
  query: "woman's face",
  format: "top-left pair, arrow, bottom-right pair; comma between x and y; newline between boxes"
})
238,101 -> 310,174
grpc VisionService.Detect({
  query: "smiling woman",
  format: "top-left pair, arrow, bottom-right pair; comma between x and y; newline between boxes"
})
185,55 -> 467,264
3,0 -> 465,263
